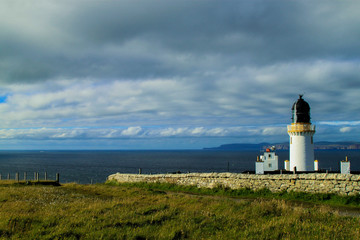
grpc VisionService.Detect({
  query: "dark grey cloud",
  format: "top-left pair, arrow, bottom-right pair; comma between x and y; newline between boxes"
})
2,0 -> 360,83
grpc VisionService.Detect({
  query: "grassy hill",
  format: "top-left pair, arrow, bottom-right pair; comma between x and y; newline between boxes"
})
0,182 -> 359,239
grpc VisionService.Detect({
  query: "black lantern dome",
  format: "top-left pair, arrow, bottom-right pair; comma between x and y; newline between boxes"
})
292,95 -> 311,123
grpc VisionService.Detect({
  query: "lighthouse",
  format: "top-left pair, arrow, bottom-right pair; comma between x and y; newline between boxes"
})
287,95 -> 315,172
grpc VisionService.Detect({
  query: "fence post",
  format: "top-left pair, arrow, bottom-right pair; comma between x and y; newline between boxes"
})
34,172 -> 37,181
37,172 -> 39,181
56,173 -> 59,183
24,172 -> 27,181
44,172 -> 47,181
7,173 -> 10,180
15,173 -> 19,182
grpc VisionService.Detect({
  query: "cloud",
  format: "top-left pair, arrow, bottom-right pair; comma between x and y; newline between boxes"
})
1,1 -> 360,83
121,126 -> 143,136
262,127 -> 287,136
319,121 -> 360,126
0,125 -> 288,140
0,59 -> 359,133
0,1 -> 359,148
340,127 -> 352,133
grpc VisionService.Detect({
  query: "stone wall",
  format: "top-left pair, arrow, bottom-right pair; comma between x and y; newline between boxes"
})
107,172 -> 360,196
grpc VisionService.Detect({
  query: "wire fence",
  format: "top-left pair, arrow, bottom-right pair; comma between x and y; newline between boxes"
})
0,172 -> 60,183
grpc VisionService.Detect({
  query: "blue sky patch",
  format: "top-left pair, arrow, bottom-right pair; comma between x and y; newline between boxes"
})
0,95 -> 7,103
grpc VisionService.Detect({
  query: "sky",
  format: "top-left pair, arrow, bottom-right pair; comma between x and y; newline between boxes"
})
0,0 -> 360,149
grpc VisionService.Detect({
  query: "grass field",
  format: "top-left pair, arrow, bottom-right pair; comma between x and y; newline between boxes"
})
0,182 -> 358,239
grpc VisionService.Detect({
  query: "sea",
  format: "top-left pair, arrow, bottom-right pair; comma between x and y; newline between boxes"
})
0,150 -> 359,184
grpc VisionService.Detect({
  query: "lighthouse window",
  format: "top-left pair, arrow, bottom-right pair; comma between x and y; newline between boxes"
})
268,163 -> 272,168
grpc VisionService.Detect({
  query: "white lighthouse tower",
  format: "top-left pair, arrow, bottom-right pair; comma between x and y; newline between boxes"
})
287,95 -> 315,172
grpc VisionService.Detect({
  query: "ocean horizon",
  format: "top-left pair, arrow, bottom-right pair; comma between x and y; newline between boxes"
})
0,149 -> 358,184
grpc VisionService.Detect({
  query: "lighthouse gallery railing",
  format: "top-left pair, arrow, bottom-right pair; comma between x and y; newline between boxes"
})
287,124 -> 315,133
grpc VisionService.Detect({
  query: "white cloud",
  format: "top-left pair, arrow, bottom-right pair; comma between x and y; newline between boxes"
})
339,127 -> 352,133
319,121 -> 360,126
157,128 -> 189,137
121,126 -> 142,136
262,127 -> 287,136
0,125 -> 291,140
191,127 -> 205,135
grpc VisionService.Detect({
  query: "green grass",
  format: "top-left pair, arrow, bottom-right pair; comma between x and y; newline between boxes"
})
0,182 -> 358,239
107,181 -> 360,208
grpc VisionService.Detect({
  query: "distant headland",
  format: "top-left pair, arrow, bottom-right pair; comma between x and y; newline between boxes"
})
204,141 -> 360,151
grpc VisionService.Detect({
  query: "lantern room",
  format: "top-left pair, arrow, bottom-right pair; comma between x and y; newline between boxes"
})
291,95 -> 311,124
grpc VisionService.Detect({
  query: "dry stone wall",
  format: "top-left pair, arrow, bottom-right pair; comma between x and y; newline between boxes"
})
107,172 -> 360,196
